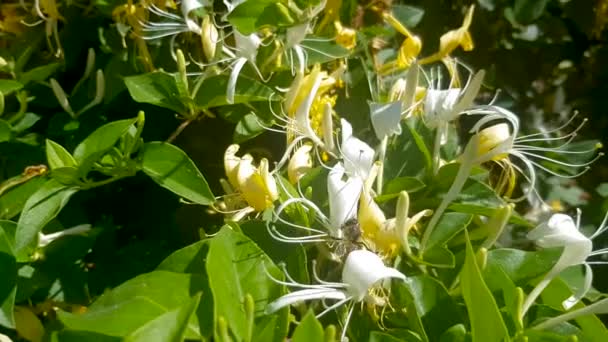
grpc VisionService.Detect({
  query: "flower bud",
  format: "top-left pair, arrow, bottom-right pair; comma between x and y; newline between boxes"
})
237,157 -> 278,211
476,123 -> 511,160
201,15 -> 218,61
224,144 -> 242,189
288,144 -> 313,184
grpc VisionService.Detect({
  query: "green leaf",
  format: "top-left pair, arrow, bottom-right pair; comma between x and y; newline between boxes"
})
234,112 -> 265,143
0,120 -> 11,143
15,179 -> 79,255
46,139 -> 77,170
19,63 -> 61,85
484,248 -> 561,292
141,142 -> 214,205
0,221 -> 17,329
513,0 -> 549,24
448,203 -> 532,227
124,294 -> 201,342
375,177 -> 426,203
424,212 -> 472,252
206,227 -> 287,342
124,72 -> 189,113
58,271 -> 205,339
0,176 -> 47,220
193,75 -> 274,108
0,80 -> 23,95
461,230 -> 509,342
439,324 -> 468,342
228,0 -> 293,34
392,5 -> 425,28
292,311 -> 324,342
301,38 -> 351,65
72,117 -> 137,173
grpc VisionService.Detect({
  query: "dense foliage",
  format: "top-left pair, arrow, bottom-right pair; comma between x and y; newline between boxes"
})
1,0 -> 608,341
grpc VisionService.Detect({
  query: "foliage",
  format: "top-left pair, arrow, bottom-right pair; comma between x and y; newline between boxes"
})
1,0 -> 608,341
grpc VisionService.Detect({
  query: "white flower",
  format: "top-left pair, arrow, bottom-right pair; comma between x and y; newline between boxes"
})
266,249 -> 406,340
141,0 -> 209,39
340,119 -> 374,180
38,224 -> 92,247
268,162 -> 362,243
521,210 -> 608,320
288,144 -> 313,184
225,30 -> 264,104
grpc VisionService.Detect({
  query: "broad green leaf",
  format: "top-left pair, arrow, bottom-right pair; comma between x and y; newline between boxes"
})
124,72 -> 189,113
124,294 -> 201,342
72,117 -> 137,173
206,227 -> 287,342
142,142 -> 214,205
375,177 -> 426,203
369,331 -> 413,342
46,139 -> 77,170
461,231 -> 509,342
49,167 -> 80,185
513,0 -> 549,24
0,176 -> 47,220
193,75 -> 274,108
228,0 -> 293,34
156,240 -> 209,274
438,324 -> 468,342
292,311 -> 324,342
0,80 -> 23,95
395,275 -> 462,341
19,63 -> 61,85
392,5 -> 425,27
49,330 -> 120,342
424,212 -> 472,252
234,113 -> 265,143
0,221 -> 17,329
15,179 -> 79,255
58,271 -> 205,339
448,203 -> 532,227
0,120 -> 11,143
10,112 -> 41,133
301,38 -> 351,65
484,248 -> 561,292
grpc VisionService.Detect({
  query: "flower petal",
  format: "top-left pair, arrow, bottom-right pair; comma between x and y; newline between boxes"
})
369,101 -> 403,139
328,163 -> 363,236
265,288 -> 347,314
340,119 -> 374,179
342,250 -> 406,301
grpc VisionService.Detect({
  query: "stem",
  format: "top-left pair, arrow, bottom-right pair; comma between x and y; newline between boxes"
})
520,270 -> 559,321
432,123 -> 445,175
376,136 -> 388,195
166,119 -> 193,143
531,298 -> 608,331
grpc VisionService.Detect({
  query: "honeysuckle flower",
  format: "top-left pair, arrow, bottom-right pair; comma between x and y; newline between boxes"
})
418,5 -> 475,65
378,11 -> 422,74
141,0 -> 207,40
220,144 -> 278,218
334,21 -> 356,50
288,144 -> 313,184
282,0 -> 326,74
358,164 -> 432,256
112,0 -> 155,70
38,224 -> 92,247
340,119 -> 374,180
225,30 -> 264,104
23,0 -> 64,57
267,162 -> 362,244
521,210 -> 608,319
265,249 -> 407,341
0,3 -> 26,36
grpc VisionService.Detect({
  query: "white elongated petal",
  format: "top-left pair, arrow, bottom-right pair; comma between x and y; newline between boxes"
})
340,119 -> 374,179
342,250 -> 406,301
295,73 -> 324,147
265,288 -> 347,314
563,263 -> 593,310
227,58 -> 247,104
528,214 -> 591,250
424,88 -> 461,127
328,163 -> 363,236
369,101 -> 403,139
452,70 -> 484,114
224,144 -> 242,189
234,31 -> 260,62
38,224 -> 92,247
181,0 -> 205,34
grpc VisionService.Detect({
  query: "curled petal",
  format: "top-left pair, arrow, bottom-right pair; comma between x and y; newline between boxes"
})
224,144 -> 241,189
265,288 -> 347,314
342,250 -> 406,301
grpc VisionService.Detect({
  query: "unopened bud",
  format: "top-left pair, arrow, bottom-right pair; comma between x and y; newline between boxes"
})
202,15 -> 218,61
288,144 -> 313,184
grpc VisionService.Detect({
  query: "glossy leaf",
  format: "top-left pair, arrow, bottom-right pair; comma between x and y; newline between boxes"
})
46,139 -> 77,170
206,227 -> 287,342
0,120 -> 10,143
141,142 -> 214,205
461,231 -> 509,342
292,311 -> 324,342
15,179 -> 79,255
0,176 -> 47,220
193,75 -> 274,108
124,72 -> 189,113
0,80 -> 23,95
484,248 -> 561,292
392,5 -> 425,28
0,221 -> 16,329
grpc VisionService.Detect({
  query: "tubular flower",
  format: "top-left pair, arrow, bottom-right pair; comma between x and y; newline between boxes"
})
378,12 -> 422,74
340,119 -> 375,180
266,249 -> 407,341
466,106 -> 603,201
282,0 -> 326,74
0,3 -> 26,36
112,0 -> 155,70
277,64 -> 342,150
288,144 -> 313,184
222,144 -> 278,215
334,21 -> 357,50
267,162 -> 363,244
419,5 -> 475,65
358,164 -> 432,257
521,210 -> 608,320
25,0 -> 64,57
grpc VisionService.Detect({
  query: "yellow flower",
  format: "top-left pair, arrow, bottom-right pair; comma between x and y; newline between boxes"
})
419,5 -> 475,65
222,144 -> 278,212
477,123 -> 511,161
0,4 -> 26,36
334,21 -> 357,50
288,144 -> 313,184
378,12 -> 422,75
